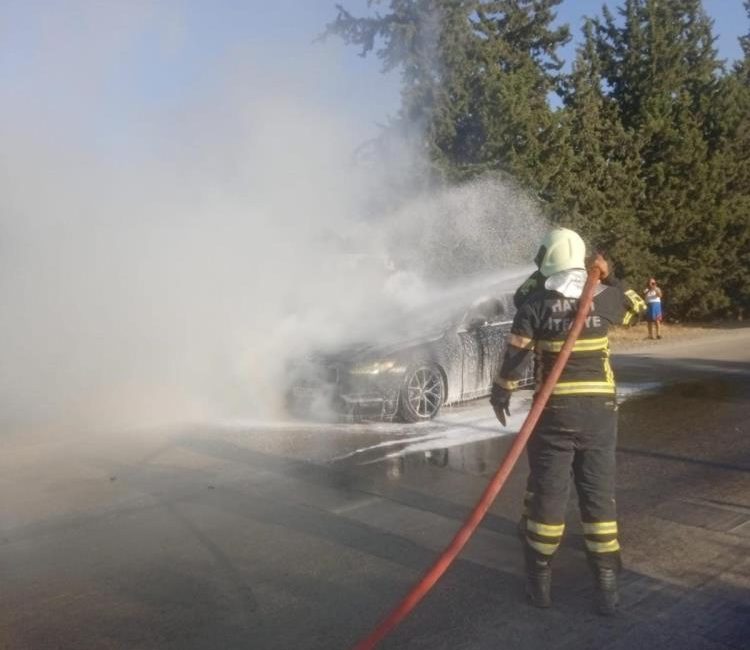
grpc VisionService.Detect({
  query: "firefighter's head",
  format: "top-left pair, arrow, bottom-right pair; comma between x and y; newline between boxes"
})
534,227 -> 586,277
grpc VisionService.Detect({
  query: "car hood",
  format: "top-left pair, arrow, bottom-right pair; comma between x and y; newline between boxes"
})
314,330 -> 446,367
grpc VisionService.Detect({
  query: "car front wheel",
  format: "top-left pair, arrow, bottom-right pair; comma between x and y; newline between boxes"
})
398,364 -> 445,422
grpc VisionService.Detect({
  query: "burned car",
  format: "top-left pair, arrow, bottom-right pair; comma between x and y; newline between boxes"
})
285,279 -> 534,422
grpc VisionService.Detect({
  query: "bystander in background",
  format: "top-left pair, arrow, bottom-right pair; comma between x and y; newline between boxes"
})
644,278 -> 663,339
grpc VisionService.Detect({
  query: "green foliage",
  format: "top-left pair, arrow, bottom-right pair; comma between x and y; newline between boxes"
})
549,19 -> 646,282
710,1 -> 750,317
592,0 -> 730,318
324,1 -> 570,181
327,0 -> 750,319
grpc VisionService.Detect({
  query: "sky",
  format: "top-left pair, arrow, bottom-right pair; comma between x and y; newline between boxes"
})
1,1 -> 746,151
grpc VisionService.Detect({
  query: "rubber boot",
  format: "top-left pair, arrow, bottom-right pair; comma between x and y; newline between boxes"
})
525,552 -> 552,608
592,566 -> 619,616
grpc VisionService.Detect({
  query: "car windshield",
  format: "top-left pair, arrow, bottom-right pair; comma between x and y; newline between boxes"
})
360,278 -> 519,345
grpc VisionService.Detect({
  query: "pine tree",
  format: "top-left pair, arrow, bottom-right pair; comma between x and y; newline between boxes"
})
323,1 -> 570,183
468,1 -> 570,185
323,1 -> 482,181
709,1 -> 750,317
548,20 -> 645,281
594,0 -> 727,318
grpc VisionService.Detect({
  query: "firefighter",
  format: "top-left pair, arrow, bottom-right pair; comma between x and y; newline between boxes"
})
490,227 -> 646,615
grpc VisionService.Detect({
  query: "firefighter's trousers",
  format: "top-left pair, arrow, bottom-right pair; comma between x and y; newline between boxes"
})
523,395 -> 621,571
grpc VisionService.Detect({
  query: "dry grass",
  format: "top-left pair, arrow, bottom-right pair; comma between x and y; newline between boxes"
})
608,321 -> 733,350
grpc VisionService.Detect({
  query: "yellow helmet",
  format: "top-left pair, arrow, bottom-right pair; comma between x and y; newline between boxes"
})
534,227 -> 586,276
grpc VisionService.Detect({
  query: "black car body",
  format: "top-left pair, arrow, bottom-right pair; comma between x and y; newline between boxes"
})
285,279 -> 535,422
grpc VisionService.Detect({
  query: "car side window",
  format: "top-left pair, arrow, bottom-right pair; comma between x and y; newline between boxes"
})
464,297 -> 506,328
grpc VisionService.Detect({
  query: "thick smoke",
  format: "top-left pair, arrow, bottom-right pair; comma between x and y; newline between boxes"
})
0,4 -> 546,435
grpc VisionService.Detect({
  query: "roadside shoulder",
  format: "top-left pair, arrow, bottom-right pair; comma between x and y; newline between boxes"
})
610,322 -> 750,355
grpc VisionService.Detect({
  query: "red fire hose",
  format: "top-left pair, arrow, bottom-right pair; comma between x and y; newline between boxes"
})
353,267 -> 603,650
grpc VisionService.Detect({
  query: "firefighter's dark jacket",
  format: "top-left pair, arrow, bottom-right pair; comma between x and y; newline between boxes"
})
496,272 -> 646,397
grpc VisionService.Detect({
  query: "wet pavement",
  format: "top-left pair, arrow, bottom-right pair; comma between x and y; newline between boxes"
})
2,329 -> 749,649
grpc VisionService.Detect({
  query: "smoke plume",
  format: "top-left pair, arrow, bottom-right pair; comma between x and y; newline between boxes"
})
0,2 -> 546,435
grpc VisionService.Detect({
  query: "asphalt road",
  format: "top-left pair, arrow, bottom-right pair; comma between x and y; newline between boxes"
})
2,328 -> 749,649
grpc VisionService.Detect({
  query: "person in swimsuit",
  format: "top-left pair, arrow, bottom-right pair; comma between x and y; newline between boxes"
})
644,278 -> 663,339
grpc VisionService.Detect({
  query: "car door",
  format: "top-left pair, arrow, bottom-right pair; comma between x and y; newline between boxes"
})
458,296 -> 510,399
477,317 -> 513,394
457,326 -> 484,399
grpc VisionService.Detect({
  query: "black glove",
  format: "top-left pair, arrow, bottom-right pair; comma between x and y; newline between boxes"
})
490,383 -> 511,426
